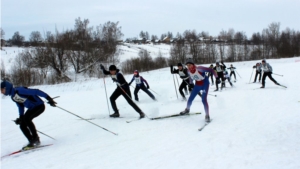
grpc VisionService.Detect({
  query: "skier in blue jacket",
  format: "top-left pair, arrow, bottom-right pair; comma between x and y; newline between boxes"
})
128,70 -> 156,101
1,81 -> 56,150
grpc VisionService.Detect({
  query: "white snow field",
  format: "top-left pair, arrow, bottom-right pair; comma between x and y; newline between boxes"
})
1,46 -> 300,169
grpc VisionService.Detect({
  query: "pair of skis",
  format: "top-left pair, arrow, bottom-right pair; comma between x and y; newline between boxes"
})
127,112 -> 212,131
1,144 -> 53,159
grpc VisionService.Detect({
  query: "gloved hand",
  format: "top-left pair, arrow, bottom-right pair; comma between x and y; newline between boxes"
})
112,78 -> 118,83
221,61 -> 224,64
15,115 -> 24,125
270,72 -> 272,74
100,64 -> 105,70
46,96 -> 57,107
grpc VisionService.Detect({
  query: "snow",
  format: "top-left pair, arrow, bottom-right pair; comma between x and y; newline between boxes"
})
1,46 -> 300,169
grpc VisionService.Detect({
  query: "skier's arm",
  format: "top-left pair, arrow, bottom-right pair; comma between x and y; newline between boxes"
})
18,88 -> 48,99
198,66 -> 218,78
128,76 -> 134,85
100,64 -> 110,75
16,102 -> 25,116
170,66 -> 179,74
141,76 -> 149,88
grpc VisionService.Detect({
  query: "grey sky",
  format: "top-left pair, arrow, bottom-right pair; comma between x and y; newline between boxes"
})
1,0 -> 300,40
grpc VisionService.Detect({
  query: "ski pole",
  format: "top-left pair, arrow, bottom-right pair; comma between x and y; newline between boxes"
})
103,75 -> 111,115
11,120 -> 56,140
235,70 -> 242,78
172,74 -> 178,99
55,105 -> 118,136
149,88 -> 160,96
175,74 -> 180,87
37,130 -> 56,140
249,69 -> 254,83
208,93 -> 217,97
272,73 -> 283,77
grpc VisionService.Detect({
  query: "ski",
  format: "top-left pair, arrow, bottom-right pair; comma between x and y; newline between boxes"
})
198,119 -> 213,131
277,84 -> 287,88
150,112 -> 201,120
1,144 -> 53,159
126,118 -> 144,123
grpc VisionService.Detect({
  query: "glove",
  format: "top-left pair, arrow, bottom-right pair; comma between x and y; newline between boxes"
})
221,61 -> 224,64
112,78 -> 118,83
46,96 -> 57,107
100,64 -> 104,70
15,115 -> 24,125
270,72 -> 272,74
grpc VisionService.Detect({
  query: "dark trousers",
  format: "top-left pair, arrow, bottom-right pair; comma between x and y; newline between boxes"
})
20,104 -> 45,142
179,79 -> 190,98
262,72 -> 278,86
134,85 -> 155,101
216,72 -> 225,90
230,71 -> 236,80
110,87 -> 141,114
254,71 -> 262,82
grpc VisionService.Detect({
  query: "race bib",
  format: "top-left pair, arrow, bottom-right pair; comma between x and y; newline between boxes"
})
13,93 -> 27,103
216,66 -> 222,72
135,77 -> 141,84
190,71 -> 205,81
178,71 -> 186,76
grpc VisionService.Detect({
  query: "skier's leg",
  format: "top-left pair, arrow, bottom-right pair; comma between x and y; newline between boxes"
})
134,86 -> 140,101
23,104 -> 45,139
261,73 -> 267,87
110,88 -> 122,113
141,86 -> 155,100
122,88 -> 142,113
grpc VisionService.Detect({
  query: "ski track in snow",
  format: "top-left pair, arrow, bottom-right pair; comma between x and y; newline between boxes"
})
1,46 -> 300,169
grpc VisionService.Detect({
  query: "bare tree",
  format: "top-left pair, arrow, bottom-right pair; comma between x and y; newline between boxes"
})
11,31 -> 25,47
29,31 -> 43,46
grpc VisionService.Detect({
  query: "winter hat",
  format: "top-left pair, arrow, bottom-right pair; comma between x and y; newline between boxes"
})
185,58 -> 194,65
262,59 -> 266,63
1,81 -> 5,89
1,81 -> 13,96
177,63 -> 183,67
109,65 -> 117,71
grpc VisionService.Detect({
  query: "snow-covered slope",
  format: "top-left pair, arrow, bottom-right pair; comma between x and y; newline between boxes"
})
1,46 -> 300,169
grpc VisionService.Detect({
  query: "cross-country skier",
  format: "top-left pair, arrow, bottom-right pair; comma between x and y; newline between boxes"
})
213,61 -> 226,91
253,63 -> 262,83
170,63 -> 193,100
1,81 -> 57,150
100,64 -> 145,118
223,70 -> 233,87
180,58 -> 218,122
128,70 -> 156,101
227,64 -> 236,82
260,59 -> 280,88
208,64 -> 215,85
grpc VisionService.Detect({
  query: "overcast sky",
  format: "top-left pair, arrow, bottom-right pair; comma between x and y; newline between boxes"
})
1,0 -> 300,40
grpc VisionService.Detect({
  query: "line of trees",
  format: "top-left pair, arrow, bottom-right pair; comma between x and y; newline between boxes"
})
1,21 -> 300,87
1,18 -> 123,86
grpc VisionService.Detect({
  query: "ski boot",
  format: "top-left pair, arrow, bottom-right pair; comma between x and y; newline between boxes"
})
110,111 -> 120,118
139,112 -> 145,118
22,137 -> 40,150
180,108 -> 190,115
205,115 -> 210,122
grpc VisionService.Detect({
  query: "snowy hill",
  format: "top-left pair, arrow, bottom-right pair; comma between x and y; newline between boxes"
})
1,46 -> 300,169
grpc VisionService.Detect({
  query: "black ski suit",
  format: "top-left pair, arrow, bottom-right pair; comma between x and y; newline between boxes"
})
170,65 -> 193,99
101,68 -> 142,114
213,62 -> 226,90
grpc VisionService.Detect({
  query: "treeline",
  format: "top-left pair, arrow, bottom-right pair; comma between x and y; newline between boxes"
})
1,18 -> 123,86
1,21 -> 300,87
